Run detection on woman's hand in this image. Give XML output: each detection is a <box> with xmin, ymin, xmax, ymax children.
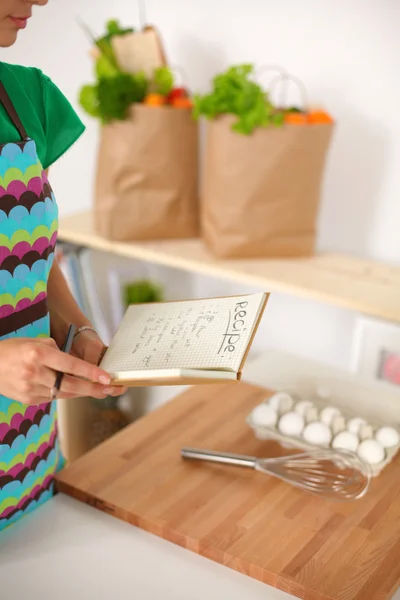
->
<box><xmin>71</xmin><ymin>329</ymin><xmax>128</xmax><ymax>397</ymax></box>
<box><xmin>0</xmin><ymin>336</ymin><xmax>121</xmax><ymax>405</ymax></box>
<box><xmin>71</xmin><ymin>328</ymin><xmax>107</xmax><ymax>367</ymax></box>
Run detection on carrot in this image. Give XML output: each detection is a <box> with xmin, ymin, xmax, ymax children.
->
<box><xmin>143</xmin><ymin>93</ymin><xmax>166</xmax><ymax>107</ymax></box>
<box><xmin>284</xmin><ymin>112</ymin><xmax>308</xmax><ymax>125</ymax></box>
<box><xmin>307</xmin><ymin>110</ymin><xmax>333</xmax><ymax>124</ymax></box>
<box><xmin>171</xmin><ymin>97</ymin><xmax>193</xmax><ymax>109</ymax></box>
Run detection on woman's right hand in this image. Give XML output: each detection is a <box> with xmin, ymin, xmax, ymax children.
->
<box><xmin>0</xmin><ymin>336</ymin><xmax>119</xmax><ymax>405</ymax></box>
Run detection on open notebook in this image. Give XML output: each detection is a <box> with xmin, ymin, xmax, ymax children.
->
<box><xmin>99</xmin><ymin>292</ymin><xmax>269</xmax><ymax>386</ymax></box>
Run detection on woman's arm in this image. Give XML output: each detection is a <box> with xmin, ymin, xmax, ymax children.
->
<box><xmin>47</xmin><ymin>257</ymin><xmax>91</xmax><ymax>345</ymax></box>
<box><xmin>0</xmin><ymin>246</ymin><xmax>118</xmax><ymax>403</ymax></box>
<box><xmin>48</xmin><ymin>255</ymin><xmax>126</xmax><ymax>394</ymax></box>
<box><xmin>46</xmin><ymin>173</ymin><xmax>124</xmax><ymax>394</ymax></box>
<box><xmin>46</xmin><ymin>168</ymin><xmax>90</xmax><ymax>344</ymax></box>
<box><xmin>48</xmin><ymin>257</ymin><xmax>108</xmax><ymax>365</ymax></box>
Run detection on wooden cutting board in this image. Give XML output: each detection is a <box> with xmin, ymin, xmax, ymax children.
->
<box><xmin>56</xmin><ymin>383</ymin><xmax>400</xmax><ymax>600</ymax></box>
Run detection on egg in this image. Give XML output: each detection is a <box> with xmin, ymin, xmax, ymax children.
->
<box><xmin>347</xmin><ymin>417</ymin><xmax>367</xmax><ymax>435</ymax></box>
<box><xmin>303</xmin><ymin>421</ymin><xmax>332</xmax><ymax>446</ymax></box>
<box><xmin>250</xmin><ymin>403</ymin><xmax>277</xmax><ymax>428</ymax></box>
<box><xmin>359</xmin><ymin>423</ymin><xmax>374</xmax><ymax>441</ymax></box>
<box><xmin>332</xmin><ymin>431</ymin><xmax>359</xmax><ymax>452</ymax></box>
<box><xmin>320</xmin><ymin>406</ymin><xmax>341</xmax><ymax>426</ymax></box>
<box><xmin>294</xmin><ymin>400</ymin><xmax>314</xmax><ymax>417</ymax></box>
<box><xmin>331</xmin><ymin>414</ymin><xmax>346</xmax><ymax>435</ymax></box>
<box><xmin>375</xmin><ymin>426</ymin><xmax>400</xmax><ymax>449</ymax></box>
<box><xmin>268</xmin><ymin>392</ymin><xmax>294</xmax><ymax>414</ymax></box>
<box><xmin>357</xmin><ymin>439</ymin><xmax>385</xmax><ymax>465</ymax></box>
<box><xmin>278</xmin><ymin>411</ymin><xmax>305</xmax><ymax>436</ymax></box>
<box><xmin>305</xmin><ymin>406</ymin><xmax>320</xmax><ymax>423</ymax></box>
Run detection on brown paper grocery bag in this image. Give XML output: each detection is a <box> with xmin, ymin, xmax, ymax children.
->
<box><xmin>94</xmin><ymin>104</ymin><xmax>199</xmax><ymax>241</ymax></box>
<box><xmin>112</xmin><ymin>26</ymin><xmax>167</xmax><ymax>78</ymax></box>
<box><xmin>89</xmin><ymin>26</ymin><xmax>167</xmax><ymax>76</ymax></box>
<box><xmin>201</xmin><ymin>115</ymin><xmax>334</xmax><ymax>258</ymax></box>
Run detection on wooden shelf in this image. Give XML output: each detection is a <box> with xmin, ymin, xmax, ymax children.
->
<box><xmin>59</xmin><ymin>211</ymin><xmax>400</xmax><ymax>323</ymax></box>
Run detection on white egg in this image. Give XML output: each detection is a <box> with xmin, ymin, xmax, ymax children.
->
<box><xmin>294</xmin><ymin>400</ymin><xmax>314</xmax><ymax>417</ymax></box>
<box><xmin>305</xmin><ymin>406</ymin><xmax>319</xmax><ymax>423</ymax></box>
<box><xmin>347</xmin><ymin>417</ymin><xmax>367</xmax><ymax>435</ymax></box>
<box><xmin>359</xmin><ymin>424</ymin><xmax>374</xmax><ymax>441</ymax></box>
<box><xmin>375</xmin><ymin>426</ymin><xmax>400</xmax><ymax>449</ymax></box>
<box><xmin>357</xmin><ymin>439</ymin><xmax>385</xmax><ymax>465</ymax></box>
<box><xmin>332</xmin><ymin>431</ymin><xmax>359</xmax><ymax>452</ymax></box>
<box><xmin>320</xmin><ymin>406</ymin><xmax>341</xmax><ymax>426</ymax></box>
<box><xmin>250</xmin><ymin>403</ymin><xmax>277</xmax><ymax>428</ymax></box>
<box><xmin>278</xmin><ymin>411</ymin><xmax>305</xmax><ymax>436</ymax></box>
<box><xmin>331</xmin><ymin>414</ymin><xmax>346</xmax><ymax>435</ymax></box>
<box><xmin>303</xmin><ymin>422</ymin><xmax>332</xmax><ymax>446</ymax></box>
<box><xmin>268</xmin><ymin>392</ymin><xmax>294</xmax><ymax>414</ymax></box>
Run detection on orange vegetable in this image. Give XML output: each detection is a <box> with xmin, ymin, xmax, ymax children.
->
<box><xmin>307</xmin><ymin>110</ymin><xmax>333</xmax><ymax>124</ymax></box>
<box><xmin>143</xmin><ymin>93</ymin><xmax>166</xmax><ymax>106</ymax></box>
<box><xmin>171</xmin><ymin>97</ymin><xmax>193</xmax><ymax>109</ymax></box>
<box><xmin>284</xmin><ymin>112</ymin><xmax>308</xmax><ymax>125</ymax></box>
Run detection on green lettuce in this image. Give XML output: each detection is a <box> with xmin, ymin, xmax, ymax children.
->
<box><xmin>193</xmin><ymin>64</ymin><xmax>283</xmax><ymax>135</ymax></box>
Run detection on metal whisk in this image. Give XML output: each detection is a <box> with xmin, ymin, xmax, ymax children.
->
<box><xmin>181</xmin><ymin>447</ymin><xmax>372</xmax><ymax>501</ymax></box>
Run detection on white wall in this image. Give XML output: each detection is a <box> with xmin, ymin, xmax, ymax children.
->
<box><xmin>2</xmin><ymin>0</ymin><xmax>399</xmax><ymax>405</ymax></box>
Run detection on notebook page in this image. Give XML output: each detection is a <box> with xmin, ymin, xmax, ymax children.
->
<box><xmin>101</xmin><ymin>293</ymin><xmax>266</xmax><ymax>374</ymax></box>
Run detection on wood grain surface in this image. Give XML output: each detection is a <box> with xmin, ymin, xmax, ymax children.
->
<box><xmin>56</xmin><ymin>383</ymin><xmax>400</xmax><ymax>600</ymax></box>
<box><xmin>59</xmin><ymin>210</ymin><xmax>400</xmax><ymax>323</ymax></box>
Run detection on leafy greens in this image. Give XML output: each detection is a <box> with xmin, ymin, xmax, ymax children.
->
<box><xmin>78</xmin><ymin>19</ymin><xmax>173</xmax><ymax>124</ymax></box>
<box><xmin>193</xmin><ymin>64</ymin><xmax>283</xmax><ymax>135</ymax></box>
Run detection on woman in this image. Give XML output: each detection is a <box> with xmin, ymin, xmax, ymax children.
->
<box><xmin>0</xmin><ymin>0</ymin><xmax>124</xmax><ymax>532</ymax></box>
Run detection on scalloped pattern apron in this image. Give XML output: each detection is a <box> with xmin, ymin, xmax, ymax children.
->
<box><xmin>0</xmin><ymin>82</ymin><xmax>62</xmax><ymax>532</ymax></box>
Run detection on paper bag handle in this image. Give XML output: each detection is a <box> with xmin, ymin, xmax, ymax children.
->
<box><xmin>253</xmin><ymin>64</ymin><xmax>287</xmax><ymax>104</ymax></box>
<box><xmin>254</xmin><ymin>64</ymin><xmax>288</xmax><ymax>83</ymax></box>
<box><xmin>137</xmin><ymin>0</ymin><xmax>147</xmax><ymax>29</ymax></box>
<box><xmin>267</xmin><ymin>72</ymin><xmax>309</xmax><ymax>111</ymax></box>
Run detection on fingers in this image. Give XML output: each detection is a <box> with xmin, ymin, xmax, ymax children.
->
<box><xmin>56</xmin><ymin>383</ymin><xmax>128</xmax><ymax>400</ymax></box>
<box><xmin>56</xmin><ymin>385</ymin><xmax>127</xmax><ymax>400</ymax></box>
<box><xmin>33</xmin><ymin>364</ymin><xmax>119</xmax><ymax>400</ymax></box>
<box><xmin>108</xmin><ymin>386</ymin><xmax>128</xmax><ymax>397</ymax></box>
<box><xmin>18</xmin><ymin>339</ymin><xmax>127</xmax><ymax>402</ymax></box>
<box><xmin>57</xmin><ymin>374</ymin><xmax>117</xmax><ymax>399</ymax></box>
<box><xmin>23</xmin><ymin>341</ymin><xmax>112</xmax><ymax>385</ymax></box>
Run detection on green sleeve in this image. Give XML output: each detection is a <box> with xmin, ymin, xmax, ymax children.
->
<box><xmin>41</xmin><ymin>74</ymin><xmax>85</xmax><ymax>170</ymax></box>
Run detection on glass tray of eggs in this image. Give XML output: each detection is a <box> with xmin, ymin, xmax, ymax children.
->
<box><xmin>246</xmin><ymin>389</ymin><xmax>400</xmax><ymax>476</ymax></box>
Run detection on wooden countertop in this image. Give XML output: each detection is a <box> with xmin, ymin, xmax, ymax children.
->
<box><xmin>58</xmin><ymin>210</ymin><xmax>400</xmax><ymax>323</ymax></box>
<box><xmin>56</xmin><ymin>382</ymin><xmax>400</xmax><ymax>600</ymax></box>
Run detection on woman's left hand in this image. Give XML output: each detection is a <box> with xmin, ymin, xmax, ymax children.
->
<box><xmin>72</xmin><ymin>329</ymin><xmax>127</xmax><ymax>397</ymax></box>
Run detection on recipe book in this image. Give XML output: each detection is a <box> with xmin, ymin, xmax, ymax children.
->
<box><xmin>99</xmin><ymin>292</ymin><xmax>269</xmax><ymax>386</ymax></box>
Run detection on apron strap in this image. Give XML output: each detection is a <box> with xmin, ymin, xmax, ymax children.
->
<box><xmin>0</xmin><ymin>81</ymin><xmax>28</xmax><ymax>140</ymax></box>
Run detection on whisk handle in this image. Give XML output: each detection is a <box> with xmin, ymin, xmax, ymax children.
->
<box><xmin>181</xmin><ymin>447</ymin><xmax>256</xmax><ymax>468</ymax></box>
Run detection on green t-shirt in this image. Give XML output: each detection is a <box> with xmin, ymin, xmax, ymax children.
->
<box><xmin>0</xmin><ymin>62</ymin><xmax>85</xmax><ymax>169</ymax></box>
